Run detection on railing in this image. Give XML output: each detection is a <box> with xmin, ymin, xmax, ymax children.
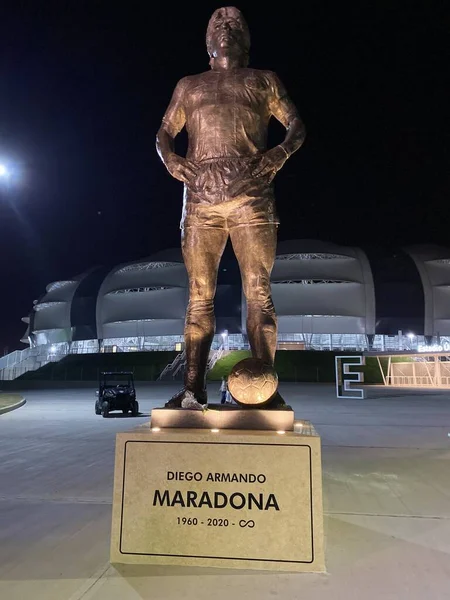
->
<box><xmin>207</xmin><ymin>348</ymin><xmax>226</xmax><ymax>371</ymax></box>
<box><xmin>0</xmin><ymin>365</ymin><xmax>33</xmax><ymax>381</ymax></box>
<box><xmin>5</xmin><ymin>332</ymin><xmax>450</xmax><ymax>381</ymax></box>
<box><xmin>0</xmin><ymin>344</ymin><xmax>66</xmax><ymax>380</ymax></box>
<box><xmin>157</xmin><ymin>348</ymin><xmax>228</xmax><ymax>382</ymax></box>
<box><xmin>387</xmin><ymin>375</ymin><xmax>450</xmax><ymax>388</ymax></box>
<box><xmin>158</xmin><ymin>350</ymin><xmax>186</xmax><ymax>381</ymax></box>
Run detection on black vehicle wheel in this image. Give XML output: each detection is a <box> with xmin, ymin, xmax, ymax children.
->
<box><xmin>131</xmin><ymin>401</ymin><xmax>139</xmax><ymax>417</ymax></box>
<box><xmin>101</xmin><ymin>401</ymin><xmax>110</xmax><ymax>418</ymax></box>
<box><xmin>95</xmin><ymin>401</ymin><xmax>101</xmax><ymax>415</ymax></box>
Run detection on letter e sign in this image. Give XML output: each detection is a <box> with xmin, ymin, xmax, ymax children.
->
<box><xmin>335</xmin><ymin>355</ymin><xmax>365</xmax><ymax>399</ymax></box>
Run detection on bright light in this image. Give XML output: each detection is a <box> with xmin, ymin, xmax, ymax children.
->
<box><xmin>0</xmin><ymin>165</ymin><xmax>8</xmax><ymax>178</ymax></box>
<box><xmin>221</xmin><ymin>332</ymin><xmax>227</xmax><ymax>338</ymax></box>
<box><xmin>211</xmin><ymin>428</ymin><xmax>220</xmax><ymax>433</ymax></box>
<box><xmin>49</xmin><ymin>345</ymin><xmax>57</xmax><ymax>354</ymax></box>
<box><xmin>151</xmin><ymin>427</ymin><xmax>161</xmax><ymax>432</ymax></box>
<box><xmin>276</xmin><ymin>430</ymin><xmax>286</xmax><ymax>435</ymax></box>
<box><xmin>407</xmin><ymin>333</ymin><xmax>415</xmax><ymax>340</ymax></box>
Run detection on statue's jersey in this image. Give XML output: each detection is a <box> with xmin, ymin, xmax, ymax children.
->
<box><xmin>161</xmin><ymin>68</ymin><xmax>299</xmax><ymax>227</ymax></box>
<box><xmin>162</xmin><ymin>68</ymin><xmax>297</xmax><ymax>160</ymax></box>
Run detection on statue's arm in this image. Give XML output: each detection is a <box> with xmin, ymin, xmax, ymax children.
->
<box><xmin>269</xmin><ymin>73</ymin><xmax>306</xmax><ymax>157</ymax></box>
<box><xmin>252</xmin><ymin>72</ymin><xmax>306</xmax><ymax>179</ymax></box>
<box><xmin>156</xmin><ymin>78</ymin><xmax>198</xmax><ymax>184</ymax></box>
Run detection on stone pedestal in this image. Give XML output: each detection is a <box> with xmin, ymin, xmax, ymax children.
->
<box><xmin>110</xmin><ymin>418</ymin><xmax>325</xmax><ymax>572</ymax></box>
<box><xmin>151</xmin><ymin>404</ymin><xmax>295</xmax><ymax>431</ymax></box>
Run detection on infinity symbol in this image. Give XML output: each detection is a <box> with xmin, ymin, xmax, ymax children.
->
<box><xmin>239</xmin><ymin>520</ymin><xmax>255</xmax><ymax>528</ymax></box>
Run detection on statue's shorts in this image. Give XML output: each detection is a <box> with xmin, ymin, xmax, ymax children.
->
<box><xmin>180</xmin><ymin>157</ymin><xmax>279</xmax><ymax>230</ymax></box>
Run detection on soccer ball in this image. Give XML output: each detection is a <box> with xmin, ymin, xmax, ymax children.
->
<box><xmin>228</xmin><ymin>358</ymin><xmax>278</xmax><ymax>406</ymax></box>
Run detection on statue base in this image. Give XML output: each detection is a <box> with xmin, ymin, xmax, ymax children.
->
<box><xmin>151</xmin><ymin>404</ymin><xmax>294</xmax><ymax>431</ymax></box>
<box><xmin>110</xmin><ymin>419</ymin><xmax>325</xmax><ymax>572</ymax></box>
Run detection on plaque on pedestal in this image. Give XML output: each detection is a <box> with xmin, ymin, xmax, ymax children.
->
<box><xmin>110</xmin><ymin>420</ymin><xmax>325</xmax><ymax>572</ymax></box>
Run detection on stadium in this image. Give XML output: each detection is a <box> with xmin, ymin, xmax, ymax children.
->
<box><xmin>2</xmin><ymin>239</ymin><xmax>450</xmax><ymax>380</ymax></box>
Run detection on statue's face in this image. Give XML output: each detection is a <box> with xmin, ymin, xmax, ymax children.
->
<box><xmin>207</xmin><ymin>7</ymin><xmax>249</xmax><ymax>58</ymax></box>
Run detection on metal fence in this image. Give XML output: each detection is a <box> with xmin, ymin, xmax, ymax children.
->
<box><xmin>388</xmin><ymin>359</ymin><xmax>450</xmax><ymax>388</ymax></box>
<box><xmin>3</xmin><ymin>333</ymin><xmax>450</xmax><ymax>381</ymax></box>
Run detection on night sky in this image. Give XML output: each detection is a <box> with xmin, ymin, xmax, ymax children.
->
<box><xmin>0</xmin><ymin>1</ymin><xmax>448</xmax><ymax>351</ymax></box>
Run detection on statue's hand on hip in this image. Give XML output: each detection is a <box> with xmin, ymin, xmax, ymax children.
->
<box><xmin>166</xmin><ymin>154</ymin><xmax>198</xmax><ymax>186</ymax></box>
<box><xmin>251</xmin><ymin>146</ymin><xmax>288</xmax><ymax>182</ymax></box>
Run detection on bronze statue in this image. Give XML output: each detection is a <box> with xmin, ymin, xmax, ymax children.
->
<box><xmin>156</xmin><ymin>7</ymin><xmax>305</xmax><ymax>408</ymax></box>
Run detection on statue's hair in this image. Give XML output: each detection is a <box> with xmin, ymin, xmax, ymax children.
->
<box><xmin>206</xmin><ymin>7</ymin><xmax>250</xmax><ymax>56</ymax></box>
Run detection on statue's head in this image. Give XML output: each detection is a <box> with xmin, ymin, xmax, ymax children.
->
<box><xmin>206</xmin><ymin>7</ymin><xmax>250</xmax><ymax>66</ymax></box>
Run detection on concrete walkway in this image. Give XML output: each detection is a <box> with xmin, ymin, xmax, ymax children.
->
<box><xmin>0</xmin><ymin>383</ymin><xmax>449</xmax><ymax>599</ymax></box>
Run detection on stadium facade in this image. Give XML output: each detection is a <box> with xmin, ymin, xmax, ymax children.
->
<box><xmin>16</xmin><ymin>240</ymin><xmax>450</xmax><ymax>357</ymax></box>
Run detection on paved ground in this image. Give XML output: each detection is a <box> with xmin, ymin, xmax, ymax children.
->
<box><xmin>0</xmin><ymin>382</ymin><xmax>449</xmax><ymax>599</ymax></box>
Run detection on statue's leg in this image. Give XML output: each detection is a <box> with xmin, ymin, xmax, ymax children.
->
<box><xmin>230</xmin><ymin>223</ymin><xmax>288</xmax><ymax>409</ymax></box>
<box><xmin>230</xmin><ymin>223</ymin><xmax>278</xmax><ymax>366</ymax></box>
<box><xmin>182</xmin><ymin>225</ymin><xmax>228</xmax><ymax>397</ymax></box>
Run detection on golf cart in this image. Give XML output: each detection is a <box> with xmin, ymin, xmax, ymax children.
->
<box><xmin>95</xmin><ymin>371</ymin><xmax>139</xmax><ymax>418</ymax></box>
